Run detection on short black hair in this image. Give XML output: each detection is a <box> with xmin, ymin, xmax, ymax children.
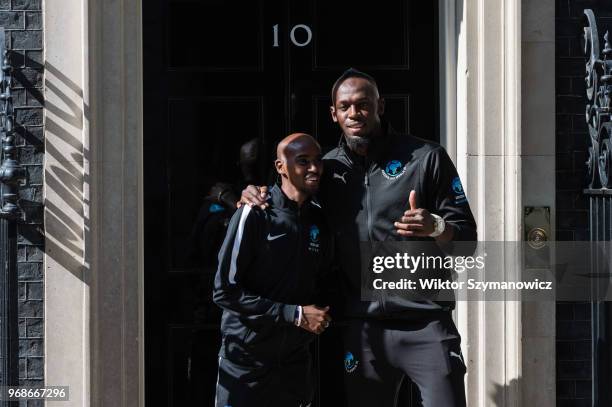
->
<box><xmin>330</xmin><ymin>68</ymin><xmax>379</xmax><ymax>105</ymax></box>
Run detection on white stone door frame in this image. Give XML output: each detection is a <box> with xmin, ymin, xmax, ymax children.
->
<box><xmin>43</xmin><ymin>0</ymin><xmax>554</xmax><ymax>405</ymax></box>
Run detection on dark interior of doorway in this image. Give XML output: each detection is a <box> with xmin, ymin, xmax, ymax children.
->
<box><xmin>143</xmin><ymin>1</ymin><xmax>439</xmax><ymax>405</ymax></box>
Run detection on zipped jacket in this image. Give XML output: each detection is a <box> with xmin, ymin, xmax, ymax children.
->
<box><xmin>213</xmin><ymin>184</ymin><xmax>332</xmax><ymax>364</ymax></box>
<box><xmin>320</xmin><ymin>124</ymin><xmax>477</xmax><ymax>319</ymax></box>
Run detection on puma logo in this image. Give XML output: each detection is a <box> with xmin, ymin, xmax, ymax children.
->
<box><xmin>333</xmin><ymin>172</ymin><xmax>347</xmax><ymax>184</ymax></box>
<box><xmin>449</xmin><ymin>351</ymin><xmax>464</xmax><ymax>364</ymax></box>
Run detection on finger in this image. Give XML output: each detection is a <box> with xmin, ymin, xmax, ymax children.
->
<box><xmin>396</xmin><ymin>229</ymin><xmax>429</xmax><ymax>237</ymax></box>
<box><xmin>394</xmin><ymin>222</ymin><xmax>424</xmax><ymax>231</ymax></box>
<box><xmin>400</xmin><ymin>215</ymin><xmax>423</xmax><ymax>223</ymax></box>
<box><xmin>260</xmin><ymin>186</ymin><xmax>268</xmax><ymax>199</ymax></box>
<box><xmin>409</xmin><ymin>190</ymin><xmax>417</xmax><ymax>210</ymax></box>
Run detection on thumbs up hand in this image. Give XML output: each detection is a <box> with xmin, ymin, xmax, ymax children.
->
<box><xmin>394</xmin><ymin>190</ymin><xmax>436</xmax><ymax>237</ymax></box>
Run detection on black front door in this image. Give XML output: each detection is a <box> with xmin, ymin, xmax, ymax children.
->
<box><xmin>143</xmin><ymin>1</ymin><xmax>438</xmax><ymax>405</ymax></box>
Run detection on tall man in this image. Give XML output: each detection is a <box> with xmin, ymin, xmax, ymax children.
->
<box><xmin>242</xmin><ymin>69</ymin><xmax>477</xmax><ymax>407</ymax></box>
<box><xmin>214</xmin><ymin>133</ymin><xmax>332</xmax><ymax>407</ymax></box>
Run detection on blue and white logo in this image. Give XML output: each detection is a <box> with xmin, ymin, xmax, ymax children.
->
<box><xmin>309</xmin><ymin>225</ymin><xmax>320</xmax><ymax>243</ymax></box>
<box><xmin>308</xmin><ymin>225</ymin><xmax>320</xmax><ymax>253</ymax></box>
<box><xmin>451</xmin><ymin>177</ymin><xmax>464</xmax><ymax>194</ymax></box>
<box><xmin>384</xmin><ymin>160</ymin><xmax>405</xmax><ymax>179</ymax></box>
<box><xmin>451</xmin><ymin>176</ymin><xmax>467</xmax><ymax>204</ymax></box>
<box><xmin>344</xmin><ymin>351</ymin><xmax>359</xmax><ymax>373</ymax></box>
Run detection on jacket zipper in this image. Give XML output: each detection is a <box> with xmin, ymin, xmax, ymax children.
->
<box><xmin>279</xmin><ymin>207</ymin><xmax>302</xmax><ymax>364</ymax></box>
<box><xmin>364</xmin><ymin>168</ymin><xmax>373</xmax><ymax>242</ymax></box>
<box><xmin>364</xmin><ymin>162</ymin><xmax>387</xmax><ymax>313</ymax></box>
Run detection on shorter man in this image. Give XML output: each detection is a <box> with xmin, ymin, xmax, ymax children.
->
<box><xmin>213</xmin><ymin>133</ymin><xmax>332</xmax><ymax>407</ymax></box>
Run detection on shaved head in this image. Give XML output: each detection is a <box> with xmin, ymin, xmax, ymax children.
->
<box><xmin>276</xmin><ymin>133</ymin><xmax>320</xmax><ymax>161</ymax></box>
<box><xmin>274</xmin><ymin>132</ymin><xmax>323</xmax><ymax>204</ymax></box>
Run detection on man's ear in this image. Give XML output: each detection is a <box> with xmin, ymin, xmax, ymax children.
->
<box><xmin>274</xmin><ymin>159</ymin><xmax>286</xmax><ymax>177</ymax></box>
<box><xmin>377</xmin><ymin>98</ymin><xmax>385</xmax><ymax>116</ymax></box>
<box><xmin>330</xmin><ymin>106</ymin><xmax>338</xmax><ymax>123</ymax></box>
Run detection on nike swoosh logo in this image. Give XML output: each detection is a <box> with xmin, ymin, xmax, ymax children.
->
<box><xmin>267</xmin><ymin>233</ymin><xmax>286</xmax><ymax>241</ymax></box>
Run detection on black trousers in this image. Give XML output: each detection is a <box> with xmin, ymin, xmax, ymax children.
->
<box><xmin>215</xmin><ymin>351</ymin><xmax>313</xmax><ymax>407</ymax></box>
<box><xmin>342</xmin><ymin>314</ymin><xmax>466</xmax><ymax>407</ymax></box>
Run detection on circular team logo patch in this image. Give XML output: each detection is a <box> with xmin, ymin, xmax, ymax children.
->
<box><xmin>451</xmin><ymin>177</ymin><xmax>464</xmax><ymax>194</ymax></box>
<box><xmin>344</xmin><ymin>351</ymin><xmax>359</xmax><ymax>373</ymax></box>
<box><xmin>383</xmin><ymin>160</ymin><xmax>406</xmax><ymax>180</ymax></box>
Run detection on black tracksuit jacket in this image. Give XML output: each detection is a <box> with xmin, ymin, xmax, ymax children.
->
<box><xmin>320</xmin><ymin>124</ymin><xmax>477</xmax><ymax>319</ymax></box>
<box><xmin>213</xmin><ymin>184</ymin><xmax>332</xmax><ymax>364</ymax></box>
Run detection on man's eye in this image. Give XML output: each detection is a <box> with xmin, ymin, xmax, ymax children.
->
<box><xmin>297</xmin><ymin>159</ymin><xmax>308</xmax><ymax>165</ymax></box>
<box><xmin>339</xmin><ymin>105</ymin><xmax>349</xmax><ymax>111</ymax></box>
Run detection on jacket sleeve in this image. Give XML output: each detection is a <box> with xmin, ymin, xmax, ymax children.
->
<box><xmin>425</xmin><ymin>147</ymin><xmax>478</xmax><ymax>243</ymax></box>
<box><xmin>213</xmin><ymin>205</ymin><xmax>298</xmax><ymax>325</ymax></box>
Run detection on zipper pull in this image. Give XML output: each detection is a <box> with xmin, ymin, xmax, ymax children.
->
<box><xmin>364</xmin><ymin>172</ymin><xmax>369</xmax><ymax>187</ymax></box>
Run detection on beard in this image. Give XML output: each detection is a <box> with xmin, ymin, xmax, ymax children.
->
<box><xmin>344</xmin><ymin>134</ymin><xmax>371</xmax><ymax>151</ymax></box>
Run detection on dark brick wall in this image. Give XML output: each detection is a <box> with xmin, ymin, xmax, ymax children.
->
<box><xmin>556</xmin><ymin>1</ymin><xmax>612</xmax><ymax>406</ymax></box>
<box><xmin>0</xmin><ymin>0</ymin><xmax>44</xmax><ymax>398</ymax></box>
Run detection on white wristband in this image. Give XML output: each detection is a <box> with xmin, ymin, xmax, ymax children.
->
<box><xmin>429</xmin><ymin>213</ymin><xmax>445</xmax><ymax>237</ymax></box>
<box><xmin>294</xmin><ymin>305</ymin><xmax>303</xmax><ymax>326</ymax></box>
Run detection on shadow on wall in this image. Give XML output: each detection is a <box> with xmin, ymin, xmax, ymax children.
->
<box><xmin>43</xmin><ymin>61</ymin><xmax>90</xmax><ymax>284</ymax></box>
<box><xmin>490</xmin><ymin>377</ymin><xmax>521</xmax><ymax>407</ymax></box>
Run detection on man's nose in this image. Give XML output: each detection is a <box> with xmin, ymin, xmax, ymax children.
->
<box><xmin>347</xmin><ymin>105</ymin><xmax>359</xmax><ymax>118</ymax></box>
<box><xmin>308</xmin><ymin>161</ymin><xmax>322</xmax><ymax>173</ymax></box>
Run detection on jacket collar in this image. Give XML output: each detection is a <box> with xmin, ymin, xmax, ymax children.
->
<box><xmin>268</xmin><ymin>184</ymin><xmax>320</xmax><ymax>213</ymax></box>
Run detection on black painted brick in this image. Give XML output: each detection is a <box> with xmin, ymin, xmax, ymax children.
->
<box><xmin>15</xmin><ymin>107</ymin><xmax>42</xmax><ymax>125</ymax></box>
<box><xmin>25</xmin><ymin>88</ymin><xmax>42</xmax><ymax>106</ymax></box>
<box><xmin>18</xmin><ymin>339</ymin><xmax>42</xmax><ymax>357</ymax></box>
<box><xmin>18</xmin><ymin>282</ymin><xmax>25</xmax><ymax>300</ymax></box>
<box><xmin>17</xmin><ymin>300</ymin><xmax>42</xmax><ymax>318</ymax></box>
<box><xmin>558</xmin><ymin>360</ymin><xmax>591</xmax><ymax>379</ymax></box>
<box><xmin>11</xmin><ymin>29</ymin><xmax>41</xmax><ymax>49</ymax></box>
<box><xmin>24</xmin><ymin>50</ymin><xmax>40</xmax><ymax>68</ymax></box>
<box><xmin>25</xmin><ymin>245</ymin><xmax>42</xmax><ymax>261</ymax></box>
<box><xmin>575</xmin><ymin>380</ymin><xmax>591</xmax><ymax>398</ymax></box>
<box><xmin>11</xmin><ymin>0</ymin><xmax>40</xmax><ymax>11</ymax></box>
<box><xmin>557</xmin><ymin>379</ymin><xmax>576</xmax><ymax>398</ymax></box>
<box><xmin>18</xmin><ymin>357</ymin><xmax>25</xmax><ymax>378</ymax></box>
<box><xmin>0</xmin><ymin>11</ymin><xmax>23</xmax><ymax>29</ymax></box>
<box><xmin>24</xmin><ymin>12</ymin><xmax>39</xmax><ymax>29</ymax></box>
<box><xmin>574</xmin><ymin>340</ymin><xmax>591</xmax><ymax>360</ymax></box>
<box><xmin>26</xmin><ymin>282</ymin><xmax>42</xmax><ymax>300</ymax></box>
<box><xmin>25</xmin><ymin>164</ymin><xmax>42</xmax><ymax>185</ymax></box>
<box><xmin>18</xmin><ymin>318</ymin><xmax>25</xmax><ymax>337</ymax></box>
<box><xmin>25</xmin><ymin>318</ymin><xmax>42</xmax><ymax>337</ymax></box>
<box><xmin>14</xmin><ymin>67</ymin><xmax>42</xmax><ymax>88</ymax></box>
<box><xmin>17</xmin><ymin>125</ymin><xmax>43</xmax><ymax>147</ymax></box>
<box><xmin>25</xmin><ymin>357</ymin><xmax>42</xmax><ymax>378</ymax></box>
<box><xmin>18</xmin><ymin>146</ymin><xmax>42</xmax><ymax>164</ymax></box>
<box><xmin>17</xmin><ymin>262</ymin><xmax>42</xmax><ymax>279</ymax></box>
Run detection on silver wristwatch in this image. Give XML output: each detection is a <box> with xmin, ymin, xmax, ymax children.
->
<box><xmin>429</xmin><ymin>213</ymin><xmax>445</xmax><ymax>237</ymax></box>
